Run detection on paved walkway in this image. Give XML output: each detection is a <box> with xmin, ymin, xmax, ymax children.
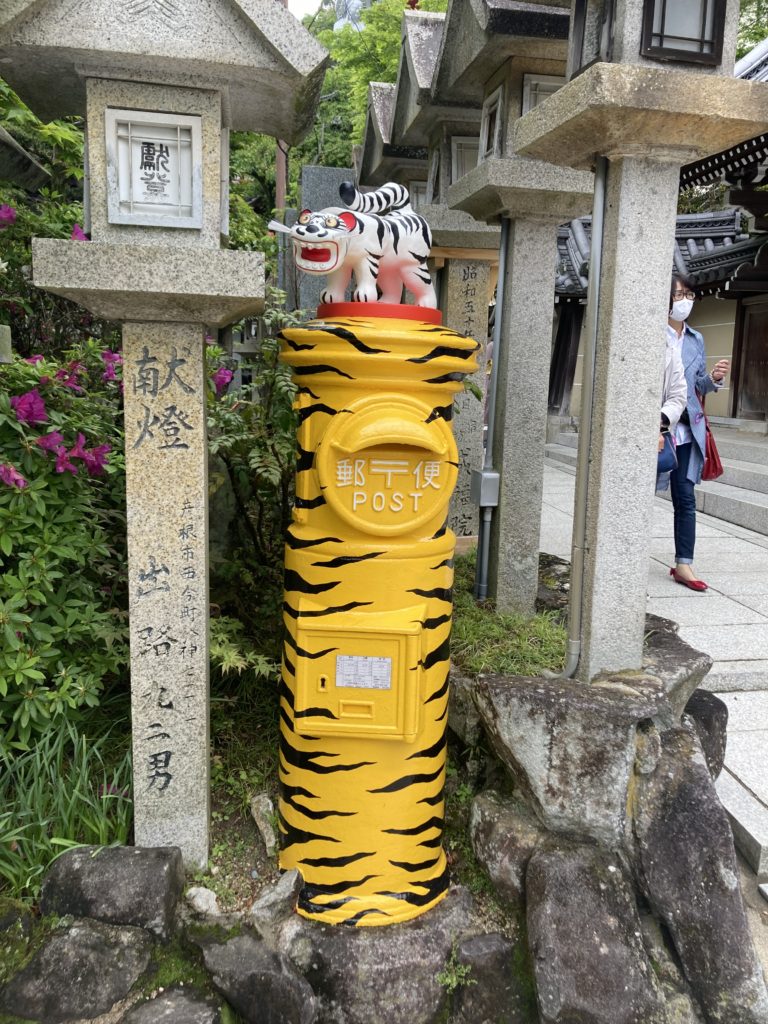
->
<box><xmin>539</xmin><ymin>462</ymin><xmax>768</xmax><ymax>884</ymax></box>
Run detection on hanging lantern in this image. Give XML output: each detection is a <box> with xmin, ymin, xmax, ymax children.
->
<box><xmin>640</xmin><ymin>0</ymin><xmax>727</xmax><ymax>65</ymax></box>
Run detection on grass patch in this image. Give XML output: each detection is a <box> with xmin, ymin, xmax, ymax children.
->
<box><xmin>0</xmin><ymin>721</ymin><xmax>133</xmax><ymax>902</ymax></box>
<box><xmin>210</xmin><ymin>672</ymin><xmax>280</xmax><ymax>818</ymax></box>
<box><xmin>451</xmin><ymin>551</ymin><xmax>566</xmax><ymax>677</ymax></box>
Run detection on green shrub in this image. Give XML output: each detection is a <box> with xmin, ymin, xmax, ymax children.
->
<box><xmin>0</xmin><ymin>79</ymin><xmax>119</xmax><ymax>357</ymax></box>
<box><xmin>0</xmin><ymin>340</ymin><xmax>128</xmax><ymax>751</ymax></box>
<box><xmin>206</xmin><ymin>290</ymin><xmax>303</xmax><ymax>656</ymax></box>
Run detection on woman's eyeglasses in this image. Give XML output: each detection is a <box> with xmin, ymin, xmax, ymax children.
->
<box><xmin>672</xmin><ymin>290</ymin><xmax>695</xmax><ymax>301</ymax></box>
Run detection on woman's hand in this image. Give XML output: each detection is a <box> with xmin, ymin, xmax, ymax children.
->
<box><xmin>711</xmin><ymin>359</ymin><xmax>730</xmax><ymax>382</ymax></box>
<box><xmin>658</xmin><ymin>433</ymin><xmax>666</xmax><ymax>452</ymax></box>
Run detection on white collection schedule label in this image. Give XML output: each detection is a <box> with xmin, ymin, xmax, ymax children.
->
<box><xmin>336</xmin><ymin>655</ymin><xmax>392</xmax><ymax>690</ymax></box>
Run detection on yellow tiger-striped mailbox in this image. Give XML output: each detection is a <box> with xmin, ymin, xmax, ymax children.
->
<box><xmin>277</xmin><ymin>301</ymin><xmax>479</xmax><ymax>926</ymax></box>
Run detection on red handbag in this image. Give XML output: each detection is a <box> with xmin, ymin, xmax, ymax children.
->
<box><xmin>698</xmin><ymin>393</ymin><xmax>723</xmax><ymax>481</ymax></box>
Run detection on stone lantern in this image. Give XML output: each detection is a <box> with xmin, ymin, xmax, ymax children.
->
<box><xmin>513</xmin><ymin>0</ymin><xmax>768</xmax><ymax>680</ymax></box>
<box><xmin>0</xmin><ymin>0</ymin><xmax>327</xmax><ymax>867</ymax></box>
<box><xmin>441</xmin><ymin>0</ymin><xmax>593</xmax><ymax>615</ymax></box>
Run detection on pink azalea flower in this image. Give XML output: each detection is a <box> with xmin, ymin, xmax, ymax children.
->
<box><xmin>100</xmin><ymin>350</ymin><xmax>122</xmax><ymax>381</ymax></box>
<box><xmin>0</xmin><ymin>204</ymin><xmax>17</xmax><ymax>227</ymax></box>
<box><xmin>54</xmin><ymin>446</ymin><xmax>78</xmax><ymax>475</ymax></box>
<box><xmin>0</xmin><ymin>463</ymin><xmax>27</xmax><ymax>489</ymax></box>
<box><xmin>24</xmin><ymin>354</ymin><xmax>44</xmax><ymax>365</ymax></box>
<box><xmin>54</xmin><ymin>361</ymin><xmax>84</xmax><ymax>393</ymax></box>
<box><xmin>10</xmin><ymin>388</ymin><xmax>48</xmax><ymax>424</ymax></box>
<box><xmin>82</xmin><ymin>443</ymin><xmax>111</xmax><ymax>477</ymax></box>
<box><xmin>36</xmin><ymin>431</ymin><xmax>65</xmax><ymax>452</ymax></box>
<box><xmin>68</xmin><ymin>433</ymin><xmax>88</xmax><ymax>460</ymax></box>
<box><xmin>70</xmin><ymin>223</ymin><xmax>89</xmax><ymax>241</ymax></box>
<box><xmin>212</xmin><ymin>366</ymin><xmax>234</xmax><ymax>396</ymax></box>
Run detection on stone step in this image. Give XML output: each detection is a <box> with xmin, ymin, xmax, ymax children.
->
<box><xmin>718</xmin><ymin>458</ymin><xmax>768</xmax><ymax>495</ymax></box>
<box><xmin>545</xmin><ymin>442</ymin><xmax>768</xmax><ymax>535</ymax></box>
<box><xmin>556</xmin><ymin>429</ymin><xmax>768</xmax><ymax>470</ymax></box>
<box><xmin>712</xmin><ymin>435</ymin><xmax>768</xmax><ymax>470</ymax></box>
<box><xmin>545</xmin><ymin>442</ymin><xmax>578</xmax><ymax>470</ymax></box>
<box><xmin>716</xmin><ymin>768</ymin><xmax>768</xmax><ymax>876</ymax></box>
<box><xmin>657</xmin><ymin>477</ymin><xmax>768</xmax><ymax>535</ymax></box>
<box><xmin>710</xmin><ymin>416</ymin><xmax>768</xmax><ymax>437</ymax></box>
<box><xmin>554</xmin><ymin>431</ymin><xmax>579</xmax><ymax>450</ymax></box>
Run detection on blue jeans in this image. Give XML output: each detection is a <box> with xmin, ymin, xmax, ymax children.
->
<box><xmin>669</xmin><ymin>442</ymin><xmax>696</xmax><ymax>564</ymax></box>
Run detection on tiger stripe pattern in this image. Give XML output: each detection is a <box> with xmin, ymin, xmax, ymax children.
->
<box><xmin>277</xmin><ymin>311</ymin><xmax>479</xmax><ymax>927</ymax></box>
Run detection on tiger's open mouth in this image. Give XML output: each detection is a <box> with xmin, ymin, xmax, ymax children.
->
<box><xmin>293</xmin><ymin>239</ymin><xmax>341</xmax><ymax>274</ymax></box>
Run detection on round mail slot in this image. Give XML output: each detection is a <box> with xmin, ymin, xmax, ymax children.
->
<box><xmin>316</xmin><ymin>393</ymin><xmax>458</xmax><ymax>537</ymax></box>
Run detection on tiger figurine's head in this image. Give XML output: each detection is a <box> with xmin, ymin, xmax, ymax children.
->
<box><xmin>268</xmin><ymin>182</ymin><xmax>436</xmax><ymax>307</ymax></box>
<box><xmin>289</xmin><ymin>208</ymin><xmax>357</xmax><ymax>276</ymax></box>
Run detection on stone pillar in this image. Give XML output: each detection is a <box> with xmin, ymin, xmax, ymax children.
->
<box><xmin>488</xmin><ymin>217</ymin><xmax>559</xmax><ymax>614</ymax></box>
<box><xmin>578</xmin><ymin>156</ymin><xmax>681</xmax><ymax>680</ymax></box>
<box><xmin>295</xmin><ymin>165</ymin><xmax>355</xmax><ymax>313</ymax></box>
<box><xmin>0</xmin><ymin>324</ymin><xmax>12</xmax><ymax>363</ymax></box>
<box><xmin>123</xmin><ymin>322</ymin><xmax>210</xmax><ymax>867</ymax></box>
<box><xmin>443</xmin><ymin>258</ymin><xmax>490</xmax><ymax>538</ymax></box>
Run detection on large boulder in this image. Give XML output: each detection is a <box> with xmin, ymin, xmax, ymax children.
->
<box><xmin>474</xmin><ymin>675</ymin><xmax>667</xmax><ymax>846</ymax></box>
<box><xmin>634</xmin><ymin>727</ymin><xmax>768</xmax><ymax>1024</ymax></box>
<box><xmin>448</xmin><ymin>670</ymin><xmax>483</xmax><ymax>748</ymax></box>
<box><xmin>202</xmin><ymin>931</ymin><xmax>317</xmax><ymax>1024</ymax></box>
<box><xmin>451</xmin><ymin>932</ymin><xmax>538</xmax><ymax>1024</ymax></box>
<box><xmin>0</xmin><ymin>918</ymin><xmax>152</xmax><ymax>1022</ymax></box>
<box><xmin>637</xmin><ymin>911</ymin><xmax>704</xmax><ymax>1024</ymax></box>
<box><xmin>683</xmin><ymin>689</ymin><xmax>728</xmax><ymax>780</ymax></box>
<box><xmin>642</xmin><ymin>615</ymin><xmax>713</xmax><ymax>720</ymax></box>
<box><xmin>526</xmin><ymin>841</ymin><xmax>668</xmax><ymax>1024</ymax></box>
<box><xmin>40</xmin><ymin>845</ymin><xmax>184</xmax><ymax>940</ymax></box>
<box><xmin>275</xmin><ymin>885</ymin><xmax>481</xmax><ymax>1024</ymax></box>
<box><xmin>469</xmin><ymin>791</ymin><xmax>545</xmax><ymax>912</ymax></box>
<box><xmin>120</xmin><ymin>986</ymin><xmax>223</xmax><ymax>1023</ymax></box>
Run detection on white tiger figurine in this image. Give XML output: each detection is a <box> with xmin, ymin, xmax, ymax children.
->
<box><xmin>270</xmin><ymin>182</ymin><xmax>437</xmax><ymax>308</ymax></box>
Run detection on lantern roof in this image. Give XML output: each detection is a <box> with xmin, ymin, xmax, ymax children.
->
<box><xmin>734</xmin><ymin>36</ymin><xmax>768</xmax><ymax>82</ymax></box>
<box><xmin>0</xmin><ymin>0</ymin><xmax>328</xmax><ymax>144</ymax></box>
<box><xmin>431</xmin><ymin>0</ymin><xmax>570</xmax><ymax>106</ymax></box>
<box><xmin>391</xmin><ymin>11</ymin><xmax>482</xmax><ymax>147</ymax></box>
<box><xmin>357</xmin><ymin>81</ymin><xmax>428</xmax><ymax>185</ymax></box>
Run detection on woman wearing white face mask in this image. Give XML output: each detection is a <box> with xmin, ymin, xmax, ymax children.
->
<box><xmin>661</xmin><ymin>274</ymin><xmax>729</xmax><ymax>591</ymax></box>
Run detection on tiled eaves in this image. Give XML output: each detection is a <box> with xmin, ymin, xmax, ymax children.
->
<box><xmin>555</xmin><ymin>210</ymin><xmax>759</xmax><ymax>298</ymax></box>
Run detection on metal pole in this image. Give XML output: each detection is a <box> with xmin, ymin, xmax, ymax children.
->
<box><xmin>562</xmin><ymin>155</ymin><xmax>608</xmax><ymax>678</ymax></box>
<box><xmin>473</xmin><ymin>215</ymin><xmax>510</xmax><ymax>599</ymax></box>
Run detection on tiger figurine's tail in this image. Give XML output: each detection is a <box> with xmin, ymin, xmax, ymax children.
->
<box><xmin>339</xmin><ymin>180</ymin><xmax>413</xmax><ymax>215</ymax></box>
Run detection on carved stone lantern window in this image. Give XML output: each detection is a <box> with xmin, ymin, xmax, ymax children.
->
<box><xmin>105</xmin><ymin>108</ymin><xmax>203</xmax><ymax>229</ymax></box>
<box><xmin>640</xmin><ymin>0</ymin><xmax>727</xmax><ymax>65</ymax></box>
<box><xmin>480</xmin><ymin>85</ymin><xmax>504</xmax><ymax>160</ymax></box>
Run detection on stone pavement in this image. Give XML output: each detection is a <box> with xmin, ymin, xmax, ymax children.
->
<box><xmin>539</xmin><ymin>462</ymin><xmax>768</xmax><ymax>886</ymax></box>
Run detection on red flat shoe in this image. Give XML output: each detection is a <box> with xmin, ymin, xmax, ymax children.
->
<box><xmin>670</xmin><ymin>568</ymin><xmax>708</xmax><ymax>592</ymax></box>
